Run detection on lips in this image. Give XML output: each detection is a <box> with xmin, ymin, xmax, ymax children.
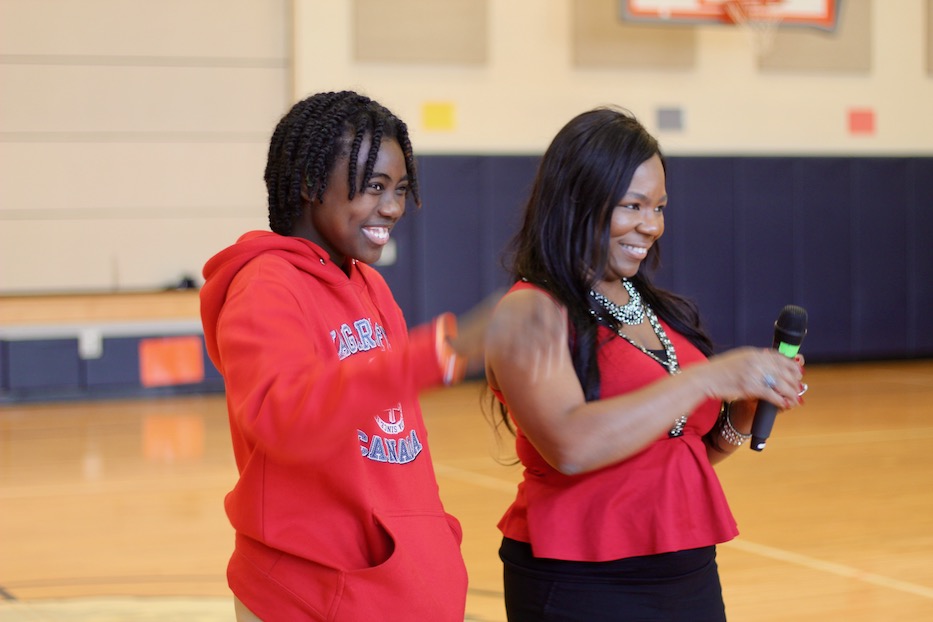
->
<box><xmin>362</xmin><ymin>226</ymin><xmax>391</xmax><ymax>246</ymax></box>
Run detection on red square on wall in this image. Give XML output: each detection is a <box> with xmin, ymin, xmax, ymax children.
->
<box><xmin>848</xmin><ymin>109</ymin><xmax>875</xmax><ymax>135</ymax></box>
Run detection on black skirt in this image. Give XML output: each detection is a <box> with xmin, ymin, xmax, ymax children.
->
<box><xmin>499</xmin><ymin>537</ymin><xmax>727</xmax><ymax>622</ymax></box>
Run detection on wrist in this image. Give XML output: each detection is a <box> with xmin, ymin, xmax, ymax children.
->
<box><xmin>679</xmin><ymin>361</ymin><xmax>720</xmax><ymax>403</ymax></box>
<box><xmin>717</xmin><ymin>402</ymin><xmax>752</xmax><ymax>447</ymax></box>
<box><xmin>435</xmin><ymin>312</ymin><xmax>466</xmax><ymax>386</ymax></box>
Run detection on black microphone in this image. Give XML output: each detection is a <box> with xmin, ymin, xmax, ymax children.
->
<box><xmin>750</xmin><ymin>305</ymin><xmax>808</xmax><ymax>452</ymax></box>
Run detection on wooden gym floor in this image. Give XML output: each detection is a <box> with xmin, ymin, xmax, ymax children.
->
<box><xmin>0</xmin><ymin>294</ymin><xmax>932</xmax><ymax>620</ymax></box>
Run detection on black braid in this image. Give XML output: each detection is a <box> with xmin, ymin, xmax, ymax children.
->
<box><xmin>264</xmin><ymin>90</ymin><xmax>420</xmax><ymax>235</ymax></box>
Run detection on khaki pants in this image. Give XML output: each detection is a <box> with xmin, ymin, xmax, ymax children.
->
<box><xmin>234</xmin><ymin>596</ymin><xmax>263</xmax><ymax>622</ymax></box>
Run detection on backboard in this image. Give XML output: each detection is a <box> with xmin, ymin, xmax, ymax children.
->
<box><xmin>620</xmin><ymin>0</ymin><xmax>840</xmax><ymax>31</ymax></box>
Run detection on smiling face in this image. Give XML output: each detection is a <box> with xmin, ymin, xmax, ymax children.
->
<box><xmin>603</xmin><ymin>154</ymin><xmax>667</xmax><ymax>282</ymax></box>
<box><xmin>294</xmin><ymin>134</ymin><xmax>410</xmax><ymax>268</ymax></box>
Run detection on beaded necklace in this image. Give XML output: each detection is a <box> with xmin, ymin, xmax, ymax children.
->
<box><xmin>589</xmin><ymin>278</ymin><xmax>645</xmax><ymax>325</ymax></box>
<box><xmin>589</xmin><ymin>279</ymin><xmax>688</xmax><ymax>437</ymax></box>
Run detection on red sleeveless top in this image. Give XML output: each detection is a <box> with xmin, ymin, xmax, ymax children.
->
<box><xmin>495</xmin><ymin>282</ymin><xmax>738</xmax><ymax>561</ymax></box>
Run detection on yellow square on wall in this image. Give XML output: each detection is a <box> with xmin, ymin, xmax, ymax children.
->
<box><xmin>422</xmin><ymin>102</ymin><xmax>457</xmax><ymax>132</ymax></box>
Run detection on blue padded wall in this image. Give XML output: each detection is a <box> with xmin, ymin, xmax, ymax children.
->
<box><xmin>85</xmin><ymin>337</ymin><xmax>142</xmax><ymax>389</ymax></box>
<box><xmin>417</xmin><ymin>156</ymin><xmax>487</xmax><ymax>321</ymax></box>
<box><xmin>0</xmin><ymin>332</ymin><xmax>224</xmax><ymax>403</ymax></box>
<box><xmin>793</xmin><ymin>159</ymin><xmax>854</xmax><ymax>359</ymax></box>
<box><xmin>6</xmin><ymin>339</ymin><xmax>82</xmax><ymax>392</ymax></box>
<box><xmin>0</xmin><ymin>341</ymin><xmax>6</xmax><ymax>391</ymax></box>
<box><xmin>661</xmin><ymin>157</ymin><xmax>739</xmax><ymax>350</ymax></box>
<box><xmin>908</xmin><ymin>159</ymin><xmax>933</xmax><ymax>353</ymax></box>
<box><xmin>479</xmin><ymin>156</ymin><xmax>541</xmax><ymax>293</ymax></box>
<box><xmin>851</xmin><ymin>158</ymin><xmax>910</xmax><ymax>358</ymax></box>
<box><xmin>378</xmin><ymin>155</ymin><xmax>933</xmax><ymax>363</ymax></box>
<box><xmin>732</xmin><ymin>158</ymin><xmax>797</xmax><ymax>349</ymax></box>
<box><xmin>5</xmin><ymin>155</ymin><xmax>926</xmax><ymax>404</ymax></box>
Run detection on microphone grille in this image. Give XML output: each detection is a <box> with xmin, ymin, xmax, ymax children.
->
<box><xmin>777</xmin><ymin>304</ymin><xmax>808</xmax><ymax>332</ymax></box>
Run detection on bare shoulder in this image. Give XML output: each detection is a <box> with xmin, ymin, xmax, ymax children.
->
<box><xmin>489</xmin><ymin>287</ymin><xmax>565</xmax><ymax>336</ymax></box>
<box><xmin>486</xmin><ymin>287</ymin><xmax>569</xmax><ymax>379</ymax></box>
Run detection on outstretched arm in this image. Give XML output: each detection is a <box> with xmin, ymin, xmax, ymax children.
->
<box><xmin>485</xmin><ymin>288</ymin><xmax>804</xmax><ymax>475</ymax></box>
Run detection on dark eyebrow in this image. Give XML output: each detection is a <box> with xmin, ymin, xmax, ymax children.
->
<box><xmin>368</xmin><ymin>171</ymin><xmax>410</xmax><ymax>184</ymax></box>
<box><xmin>622</xmin><ymin>191</ymin><xmax>668</xmax><ymax>203</ymax></box>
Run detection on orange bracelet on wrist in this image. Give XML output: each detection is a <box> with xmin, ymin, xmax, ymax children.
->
<box><xmin>435</xmin><ymin>312</ymin><xmax>466</xmax><ymax>386</ymax></box>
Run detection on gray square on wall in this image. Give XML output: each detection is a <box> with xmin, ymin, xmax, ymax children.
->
<box><xmin>657</xmin><ymin>107</ymin><xmax>684</xmax><ymax>131</ymax></box>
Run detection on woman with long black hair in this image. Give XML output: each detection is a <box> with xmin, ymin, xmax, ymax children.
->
<box><xmin>484</xmin><ymin>106</ymin><xmax>806</xmax><ymax>621</ymax></box>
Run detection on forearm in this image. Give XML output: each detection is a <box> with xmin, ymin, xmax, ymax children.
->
<box><xmin>544</xmin><ymin>364</ymin><xmax>716</xmax><ymax>474</ymax></box>
<box><xmin>410</xmin><ymin>312</ymin><xmax>469</xmax><ymax>391</ymax></box>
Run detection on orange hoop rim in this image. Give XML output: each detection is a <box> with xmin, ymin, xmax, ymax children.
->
<box><xmin>720</xmin><ymin>0</ymin><xmax>786</xmax><ymax>25</ymax></box>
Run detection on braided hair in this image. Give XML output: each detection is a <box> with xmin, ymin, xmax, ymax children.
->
<box><xmin>264</xmin><ymin>90</ymin><xmax>420</xmax><ymax>235</ymax></box>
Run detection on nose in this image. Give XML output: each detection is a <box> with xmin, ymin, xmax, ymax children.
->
<box><xmin>637</xmin><ymin>209</ymin><xmax>663</xmax><ymax>235</ymax></box>
<box><xmin>378</xmin><ymin>194</ymin><xmax>405</xmax><ymax>220</ymax></box>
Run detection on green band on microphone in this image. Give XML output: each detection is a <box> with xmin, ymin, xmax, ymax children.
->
<box><xmin>778</xmin><ymin>342</ymin><xmax>801</xmax><ymax>357</ymax></box>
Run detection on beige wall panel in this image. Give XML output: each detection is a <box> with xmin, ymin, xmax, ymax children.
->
<box><xmin>0</xmin><ymin>0</ymin><xmax>289</xmax><ymax>293</ymax></box>
<box><xmin>0</xmin><ymin>0</ymin><xmax>289</xmax><ymax>59</ymax></box>
<box><xmin>0</xmin><ymin>218</ymin><xmax>267</xmax><ymax>292</ymax></box>
<box><xmin>758</xmin><ymin>0</ymin><xmax>871</xmax><ymax>72</ymax></box>
<box><xmin>0</xmin><ymin>142</ymin><xmax>267</xmax><ymax>214</ymax></box>
<box><xmin>3</xmin><ymin>0</ymin><xmax>933</xmax><ymax>293</ymax></box>
<box><xmin>928</xmin><ymin>0</ymin><xmax>933</xmax><ymax>75</ymax></box>
<box><xmin>572</xmin><ymin>0</ymin><xmax>696</xmax><ymax>69</ymax></box>
<box><xmin>296</xmin><ymin>0</ymin><xmax>933</xmax><ymax>155</ymax></box>
<box><xmin>353</xmin><ymin>0</ymin><xmax>487</xmax><ymax>64</ymax></box>
<box><xmin>0</xmin><ymin>65</ymin><xmax>288</xmax><ymax>134</ymax></box>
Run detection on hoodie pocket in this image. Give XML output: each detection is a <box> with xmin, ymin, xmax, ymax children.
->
<box><xmin>332</xmin><ymin>510</ymin><xmax>468</xmax><ymax>621</ymax></box>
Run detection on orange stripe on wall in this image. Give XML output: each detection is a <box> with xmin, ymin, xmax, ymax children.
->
<box><xmin>138</xmin><ymin>335</ymin><xmax>205</xmax><ymax>387</ymax></box>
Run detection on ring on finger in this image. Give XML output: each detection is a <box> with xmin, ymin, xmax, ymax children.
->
<box><xmin>798</xmin><ymin>382</ymin><xmax>809</xmax><ymax>397</ymax></box>
<box><xmin>762</xmin><ymin>374</ymin><xmax>777</xmax><ymax>390</ymax></box>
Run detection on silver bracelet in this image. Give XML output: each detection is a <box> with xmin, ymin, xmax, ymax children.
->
<box><xmin>718</xmin><ymin>403</ymin><xmax>752</xmax><ymax>447</ymax></box>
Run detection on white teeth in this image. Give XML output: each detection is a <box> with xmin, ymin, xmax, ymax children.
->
<box><xmin>623</xmin><ymin>244</ymin><xmax>647</xmax><ymax>257</ymax></box>
<box><xmin>363</xmin><ymin>227</ymin><xmax>390</xmax><ymax>244</ymax></box>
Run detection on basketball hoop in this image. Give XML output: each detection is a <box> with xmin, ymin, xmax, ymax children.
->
<box><xmin>721</xmin><ymin>0</ymin><xmax>785</xmax><ymax>57</ymax></box>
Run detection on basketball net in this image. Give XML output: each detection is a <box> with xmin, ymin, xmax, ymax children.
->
<box><xmin>721</xmin><ymin>0</ymin><xmax>785</xmax><ymax>57</ymax></box>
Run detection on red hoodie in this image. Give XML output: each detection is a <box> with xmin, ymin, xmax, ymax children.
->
<box><xmin>200</xmin><ymin>231</ymin><xmax>467</xmax><ymax>621</ymax></box>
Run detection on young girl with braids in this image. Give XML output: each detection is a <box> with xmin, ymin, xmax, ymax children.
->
<box><xmin>200</xmin><ymin>90</ymin><xmax>477</xmax><ymax>621</ymax></box>
<box><xmin>484</xmin><ymin>107</ymin><xmax>807</xmax><ymax>621</ymax></box>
